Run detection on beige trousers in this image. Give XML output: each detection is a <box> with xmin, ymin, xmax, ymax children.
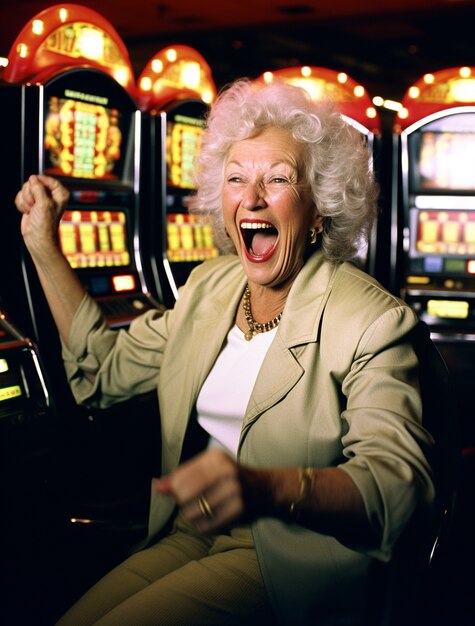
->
<box><xmin>56</xmin><ymin>516</ymin><xmax>275</xmax><ymax>625</ymax></box>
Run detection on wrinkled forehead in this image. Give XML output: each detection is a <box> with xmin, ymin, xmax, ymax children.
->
<box><xmin>225</xmin><ymin>127</ymin><xmax>308</xmax><ymax>173</ymax></box>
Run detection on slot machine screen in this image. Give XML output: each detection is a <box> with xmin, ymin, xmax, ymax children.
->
<box><xmin>44</xmin><ymin>93</ymin><xmax>127</xmax><ymax>181</ymax></box>
<box><xmin>58</xmin><ymin>209</ymin><xmax>131</xmax><ymax>269</ymax></box>
<box><xmin>414</xmin><ymin>131</ymin><xmax>475</xmax><ymax>191</ymax></box>
<box><xmin>414</xmin><ymin>209</ymin><xmax>475</xmax><ymax>257</ymax></box>
<box><xmin>166</xmin><ymin>113</ymin><xmax>204</xmax><ymax>189</ymax></box>
<box><xmin>409</xmin><ymin>113</ymin><xmax>475</xmax><ymax>192</ymax></box>
<box><xmin>166</xmin><ymin>212</ymin><xmax>218</xmax><ymax>263</ymax></box>
<box><xmin>164</xmin><ymin>108</ymin><xmax>218</xmax><ymax>263</ymax></box>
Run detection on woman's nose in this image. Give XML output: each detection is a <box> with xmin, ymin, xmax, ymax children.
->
<box><xmin>241</xmin><ymin>181</ymin><xmax>267</xmax><ymax>210</ymax></box>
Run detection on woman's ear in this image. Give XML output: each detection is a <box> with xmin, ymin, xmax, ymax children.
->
<box><xmin>312</xmin><ymin>214</ymin><xmax>324</xmax><ymax>233</ymax></box>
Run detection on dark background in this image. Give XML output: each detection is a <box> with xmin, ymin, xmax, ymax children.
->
<box><xmin>1</xmin><ymin>0</ymin><xmax>475</xmax><ymax>105</ymax></box>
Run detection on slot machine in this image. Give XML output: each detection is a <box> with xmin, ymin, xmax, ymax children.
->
<box><xmin>137</xmin><ymin>45</ymin><xmax>218</xmax><ymax>305</ymax></box>
<box><xmin>392</xmin><ymin>66</ymin><xmax>475</xmax><ymax>448</ymax></box>
<box><xmin>0</xmin><ymin>239</ymin><xmax>65</xmax><ymax>620</ymax></box>
<box><xmin>0</xmin><ymin>5</ymin><xmax>162</xmax><ymax>590</ymax></box>
<box><xmin>0</xmin><ymin>308</ymin><xmax>59</xmax><ymax>484</ymax></box>
<box><xmin>0</xmin><ymin>2</ymin><xmax>163</xmax><ymax>420</ymax></box>
<box><xmin>2</xmin><ymin>4</ymin><xmax>161</xmax><ymax>339</ymax></box>
<box><xmin>256</xmin><ymin>66</ymin><xmax>382</xmax><ymax>278</ymax></box>
<box><xmin>0</xmin><ymin>308</ymin><xmax>67</xmax><ymax>623</ymax></box>
<box><xmin>0</xmin><ymin>309</ymin><xmax>54</xmax><ymax>437</ymax></box>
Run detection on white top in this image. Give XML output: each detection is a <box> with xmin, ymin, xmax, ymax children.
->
<box><xmin>197</xmin><ymin>325</ymin><xmax>277</xmax><ymax>457</ymax></box>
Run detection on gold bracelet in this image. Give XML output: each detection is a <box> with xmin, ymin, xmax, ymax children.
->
<box><xmin>289</xmin><ymin>467</ymin><xmax>314</xmax><ymax>519</ymax></box>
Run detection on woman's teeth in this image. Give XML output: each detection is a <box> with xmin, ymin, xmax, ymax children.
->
<box><xmin>240</xmin><ymin>222</ymin><xmax>278</xmax><ymax>257</ymax></box>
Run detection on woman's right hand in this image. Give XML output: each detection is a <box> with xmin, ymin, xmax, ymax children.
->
<box><xmin>15</xmin><ymin>174</ymin><xmax>70</xmax><ymax>260</ymax></box>
<box><xmin>14</xmin><ymin>174</ymin><xmax>88</xmax><ymax>349</ymax></box>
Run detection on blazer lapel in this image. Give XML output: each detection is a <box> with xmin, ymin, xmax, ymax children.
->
<box><xmin>240</xmin><ymin>253</ymin><xmax>339</xmax><ymax>441</ymax></box>
<box><xmin>160</xmin><ymin>269</ymin><xmax>247</xmax><ymax>470</ymax></box>
<box><xmin>161</xmin><ymin>252</ymin><xmax>338</xmax><ymax>468</ymax></box>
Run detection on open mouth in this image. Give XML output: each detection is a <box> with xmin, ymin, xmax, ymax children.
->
<box><xmin>240</xmin><ymin>219</ymin><xmax>279</xmax><ymax>262</ymax></box>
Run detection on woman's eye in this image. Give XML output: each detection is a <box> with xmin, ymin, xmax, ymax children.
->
<box><xmin>227</xmin><ymin>176</ymin><xmax>243</xmax><ymax>183</ymax></box>
<box><xmin>270</xmin><ymin>176</ymin><xmax>288</xmax><ymax>184</ymax></box>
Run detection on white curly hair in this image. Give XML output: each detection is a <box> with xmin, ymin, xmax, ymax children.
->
<box><xmin>189</xmin><ymin>78</ymin><xmax>379</xmax><ymax>264</ymax></box>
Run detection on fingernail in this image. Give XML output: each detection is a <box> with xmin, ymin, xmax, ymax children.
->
<box><xmin>153</xmin><ymin>476</ymin><xmax>171</xmax><ymax>494</ymax></box>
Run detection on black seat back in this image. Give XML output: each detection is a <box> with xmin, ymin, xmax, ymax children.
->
<box><xmin>368</xmin><ymin>320</ymin><xmax>460</xmax><ymax>625</ymax></box>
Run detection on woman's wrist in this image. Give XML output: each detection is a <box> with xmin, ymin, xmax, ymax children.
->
<box><xmin>24</xmin><ymin>230</ymin><xmax>60</xmax><ymax>259</ymax></box>
<box><xmin>288</xmin><ymin>467</ymin><xmax>315</xmax><ymax>520</ymax></box>
<box><xmin>238</xmin><ymin>465</ymin><xmax>317</xmax><ymax>522</ymax></box>
<box><xmin>238</xmin><ymin>464</ymin><xmax>373</xmax><ymax>544</ymax></box>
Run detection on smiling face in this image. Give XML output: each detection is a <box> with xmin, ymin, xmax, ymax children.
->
<box><xmin>223</xmin><ymin>126</ymin><xmax>323</xmax><ymax>289</ymax></box>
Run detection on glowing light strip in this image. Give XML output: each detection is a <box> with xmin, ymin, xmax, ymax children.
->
<box><xmin>414</xmin><ymin>196</ymin><xmax>475</xmax><ymax>210</ymax></box>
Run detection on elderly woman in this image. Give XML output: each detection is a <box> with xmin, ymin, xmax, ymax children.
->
<box><xmin>15</xmin><ymin>78</ymin><xmax>435</xmax><ymax>625</ymax></box>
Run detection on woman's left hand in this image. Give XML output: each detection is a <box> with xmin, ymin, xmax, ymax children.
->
<box><xmin>154</xmin><ymin>449</ymin><xmax>247</xmax><ymax>533</ymax></box>
<box><xmin>154</xmin><ymin>451</ymin><xmax>373</xmax><ymax>541</ymax></box>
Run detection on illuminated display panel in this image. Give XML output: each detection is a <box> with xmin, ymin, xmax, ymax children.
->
<box><xmin>44</xmin><ymin>94</ymin><xmax>124</xmax><ymax>180</ymax></box>
<box><xmin>409</xmin><ymin>113</ymin><xmax>475</xmax><ymax>193</ymax></box>
<box><xmin>416</xmin><ymin>210</ymin><xmax>475</xmax><ymax>255</ymax></box>
<box><xmin>0</xmin><ymin>357</ymin><xmax>23</xmax><ymax>403</ymax></box>
<box><xmin>166</xmin><ymin>114</ymin><xmax>204</xmax><ymax>189</ymax></box>
<box><xmin>59</xmin><ymin>209</ymin><xmax>131</xmax><ymax>268</ymax></box>
<box><xmin>417</xmin><ymin>131</ymin><xmax>475</xmax><ymax>190</ymax></box>
<box><xmin>112</xmin><ymin>274</ymin><xmax>135</xmax><ymax>291</ymax></box>
<box><xmin>427</xmin><ymin>299</ymin><xmax>469</xmax><ymax>319</ymax></box>
<box><xmin>40</xmin><ymin>22</ymin><xmax>129</xmax><ymax>75</ymax></box>
<box><xmin>166</xmin><ymin>213</ymin><xmax>218</xmax><ymax>262</ymax></box>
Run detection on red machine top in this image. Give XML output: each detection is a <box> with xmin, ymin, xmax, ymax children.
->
<box><xmin>3</xmin><ymin>3</ymin><xmax>136</xmax><ymax>98</ymax></box>
<box><xmin>395</xmin><ymin>66</ymin><xmax>475</xmax><ymax>132</ymax></box>
<box><xmin>256</xmin><ymin>66</ymin><xmax>381</xmax><ymax>135</ymax></box>
<box><xmin>137</xmin><ymin>44</ymin><xmax>217</xmax><ymax>113</ymax></box>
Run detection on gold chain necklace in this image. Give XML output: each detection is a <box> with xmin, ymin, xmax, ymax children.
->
<box><xmin>242</xmin><ymin>284</ymin><xmax>283</xmax><ymax>341</ymax></box>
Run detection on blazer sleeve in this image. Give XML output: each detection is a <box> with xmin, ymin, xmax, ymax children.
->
<box><xmin>61</xmin><ymin>293</ymin><xmax>172</xmax><ymax>408</ymax></box>
<box><xmin>336</xmin><ymin>304</ymin><xmax>436</xmax><ymax>558</ymax></box>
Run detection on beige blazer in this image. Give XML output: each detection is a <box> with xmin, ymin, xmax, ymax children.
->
<box><xmin>63</xmin><ymin>251</ymin><xmax>435</xmax><ymax>624</ymax></box>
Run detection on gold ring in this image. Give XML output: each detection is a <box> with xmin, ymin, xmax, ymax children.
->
<box><xmin>198</xmin><ymin>495</ymin><xmax>213</xmax><ymax>520</ymax></box>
